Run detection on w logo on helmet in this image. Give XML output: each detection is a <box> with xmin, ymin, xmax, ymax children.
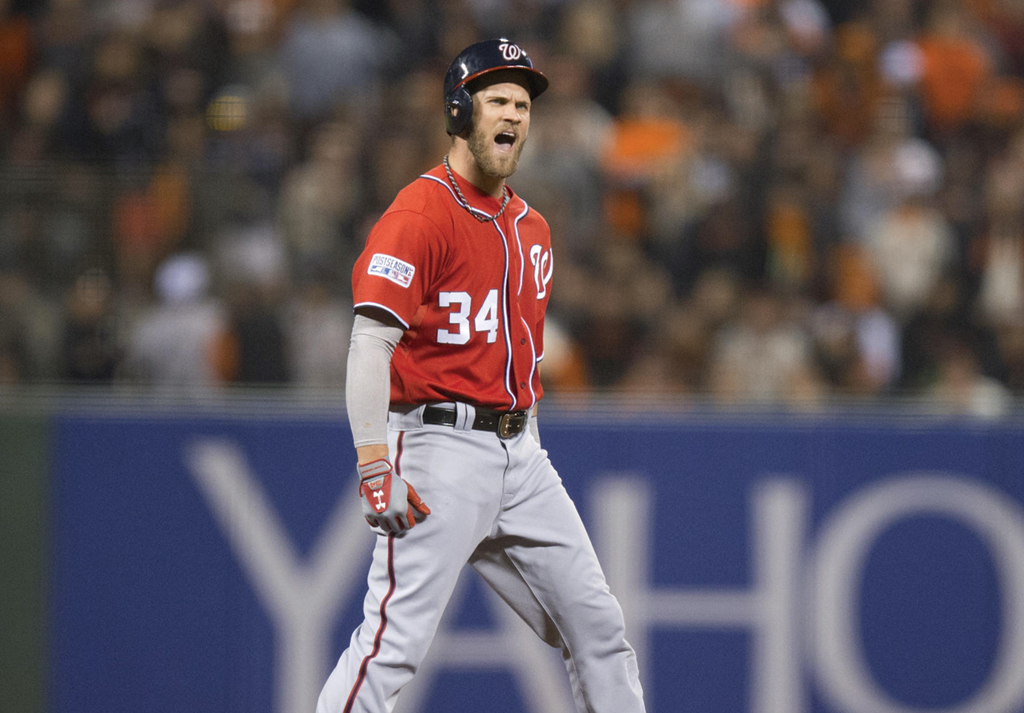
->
<box><xmin>443</xmin><ymin>38</ymin><xmax>548</xmax><ymax>135</ymax></box>
<box><xmin>499</xmin><ymin>41</ymin><xmax>523</xmax><ymax>61</ymax></box>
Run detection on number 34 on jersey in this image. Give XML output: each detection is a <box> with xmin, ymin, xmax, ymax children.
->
<box><xmin>437</xmin><ymin>247</ymin><xmax>551</xmax><ymax>346</ymax></box>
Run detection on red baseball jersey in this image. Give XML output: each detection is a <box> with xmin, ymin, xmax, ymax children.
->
<box><xmin>352</xmin><ymin>164</ymin><xmax>553</xmax><ymax>411</ymax></box>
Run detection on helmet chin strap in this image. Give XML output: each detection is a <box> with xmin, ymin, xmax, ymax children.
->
<box><xmin>442</xmin><ymin>154</ymin><xmax>511</xmax><ymax>223</ymax></box>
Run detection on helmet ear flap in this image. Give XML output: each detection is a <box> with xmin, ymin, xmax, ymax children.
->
<box><xmin>445</xmin><ymin>85</ymin><xmax>473</xmax><ymax>136</ymax></box>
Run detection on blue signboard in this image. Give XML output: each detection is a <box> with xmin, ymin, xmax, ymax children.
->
<box><xmin>48</xmin><ymin>406</ymin><xmax>1024</xmax><ymax>713</ymax></box>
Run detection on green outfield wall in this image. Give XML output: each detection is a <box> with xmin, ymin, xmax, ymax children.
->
<box><xmin>0</xmin><ymin>411</ymin><xmax>48</xmax><ymax>713</ymax></box>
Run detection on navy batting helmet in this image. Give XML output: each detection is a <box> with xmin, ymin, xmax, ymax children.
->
<box><xmin>443</xmin><ymin>38</ymin><xmax>548</xmax><ymax>136</ymax></box>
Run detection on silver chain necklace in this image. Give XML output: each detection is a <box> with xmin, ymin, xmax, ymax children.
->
<box><xmin>442</xmin><ymin>155</ymin><xmax>510</xmax><ymax>223</ymax></box>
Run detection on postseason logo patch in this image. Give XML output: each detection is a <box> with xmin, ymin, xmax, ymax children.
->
<box><xmin>367</xmin><ymin>253</ymin><xmax>415</xmax><ymax>288</ymax></box>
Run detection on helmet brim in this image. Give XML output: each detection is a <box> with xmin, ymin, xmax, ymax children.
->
<box><xmin>456</xmin><ymin>66</ymin><xmax>549</xmax><ymax>100</ymax></box>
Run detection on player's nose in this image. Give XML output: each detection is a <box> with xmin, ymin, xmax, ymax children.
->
<box><xmin>500</xmin><ymin>105</ymin><xmax>521</xmax><ymax>123</ymax></box>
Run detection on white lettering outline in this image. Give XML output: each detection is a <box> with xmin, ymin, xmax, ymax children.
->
<box><xmin>812</xmin><ymin>474</ymin><xmax>1024</xmax><ymax>713</ymax></box>
<box><xmin>185</xmin><ymin>439</ymin><xmax>374</xmax><ymax>713</ymax></box>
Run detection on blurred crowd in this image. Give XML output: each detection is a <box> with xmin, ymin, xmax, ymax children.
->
<box><xmin>2</xmin><ymin>0</ymin><xmax>1024</xmax><ymax>415</ymax></box>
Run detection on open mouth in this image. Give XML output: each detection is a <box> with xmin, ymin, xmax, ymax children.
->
<box><xmin>495</xmin><ymin>130</ymin><xmax>517</xmax><ymax>151</ymax></box>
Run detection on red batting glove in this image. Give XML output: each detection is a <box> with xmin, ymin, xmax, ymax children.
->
<box><xmin>358</xmin><ymin>458</ymin><xmax>431</xmax><ymax>534</ymax></box>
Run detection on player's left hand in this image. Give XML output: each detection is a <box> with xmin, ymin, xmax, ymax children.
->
<box><xmin>358</xmin><ymin>458</ymin><xmax>431</xmax><ymax>534</ymax></box>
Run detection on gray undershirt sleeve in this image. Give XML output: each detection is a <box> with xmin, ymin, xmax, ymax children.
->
<box><xmin>346</xmin><ymin>314</ymin><xmax>405</xmax><ymax>449</ymax></box>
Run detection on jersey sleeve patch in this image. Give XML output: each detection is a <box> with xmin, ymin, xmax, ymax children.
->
<box><xmin>367</xmin><ymin>253</ymin><xmax>416</xmax><ymax>288</ymax></box>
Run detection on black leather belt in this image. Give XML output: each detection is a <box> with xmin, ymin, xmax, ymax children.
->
<box><xmin>421</xmin><ymin>405</ymin><xmax>529</xmax><ymax>439</ymax></box>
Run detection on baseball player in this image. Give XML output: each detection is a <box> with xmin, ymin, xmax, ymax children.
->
<box><xmin>316</xmin><ymin>39</ymin><xmax>646</xmax><ymax>713</ymax></box>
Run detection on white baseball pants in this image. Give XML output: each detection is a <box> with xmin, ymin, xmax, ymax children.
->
<box><xmin>316</xmin><ymin>403</ymin><xmax>646</xmax><ymax>713</ymax></box>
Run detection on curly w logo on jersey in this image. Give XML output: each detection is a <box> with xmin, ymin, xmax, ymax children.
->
<box><xmin>368</xmin><ymin>253</ymin><xmax>416</xmax><ymax>288</ymax></box>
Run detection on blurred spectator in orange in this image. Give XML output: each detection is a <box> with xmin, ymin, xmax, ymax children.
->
<box><xmin>111</xmin><ymin>165</ymin><xmax>193</xmax><ymax>302</ymax></box>
<box><xmin>966</xmin><ymin>0</ymin><xmax>1024</xmax><ymax>77</ymax></box>
<box><xmin>539</xmin><ymin>317</ymin><xmax>592</xmax><ymax>394</ymax></box>
<box><xmin>811</xmin><ymin>21</ymin><xmax>884</xmax><ymax>147</ymax></box>
<box><xmin>646</xmin><ymin>94</ymin><xmax>762</xmax><ymax>295</ymax></box>
<box><xmin>0</xmin><ymin>0</ymin><xmax>33</xmax><ymax>130</ymax></box>
<box><xmin>811</xmin><ymin>244</ymin><xmax>900</xmax><ymax>395</ymax></box>
<box><xmin>765</xmin><ymin>181</ymin><xmax>813</xmax><ymax>293</ymax></box>
<box><xmin>601</xmin><ymin>78</ymin><xmax>692</xmax><ymax>239</ymax></box>
<box><xmin>975</xmin><ymin>75</ymin><xmax>1024</xmax><ymax>140</ymax></box>
<box><xmin>603</xmin><ymin>78</ymin><xmax>692</xmax><ymax>178</ymax></box>
<box><xmin>915</xmin><ymin>0</ymin><xmax>994</xmax><ymax>136</ymax></box>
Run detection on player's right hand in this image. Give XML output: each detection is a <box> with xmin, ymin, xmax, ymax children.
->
<box><xmin>357</xmin><ymin>458</ymin><xmax>431</xmax><ymax>534</ymax></box>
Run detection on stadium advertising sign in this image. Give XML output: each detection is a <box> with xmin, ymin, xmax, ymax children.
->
<box><xmin>50</xmin><ymin>411</ymin><xmax>1024</xmax><ymax>713</ymax></box>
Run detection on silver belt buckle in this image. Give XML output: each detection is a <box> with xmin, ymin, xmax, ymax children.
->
<box><xmin>498</xmin><ymin>411</ymin><xmax>527</xmax><ymax>439</ymax></box>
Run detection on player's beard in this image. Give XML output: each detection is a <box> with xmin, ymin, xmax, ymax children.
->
<box><xmin>467</xmin><ymin>122</ymin><xmax>524</xmax><ymax>180</ymax></box>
